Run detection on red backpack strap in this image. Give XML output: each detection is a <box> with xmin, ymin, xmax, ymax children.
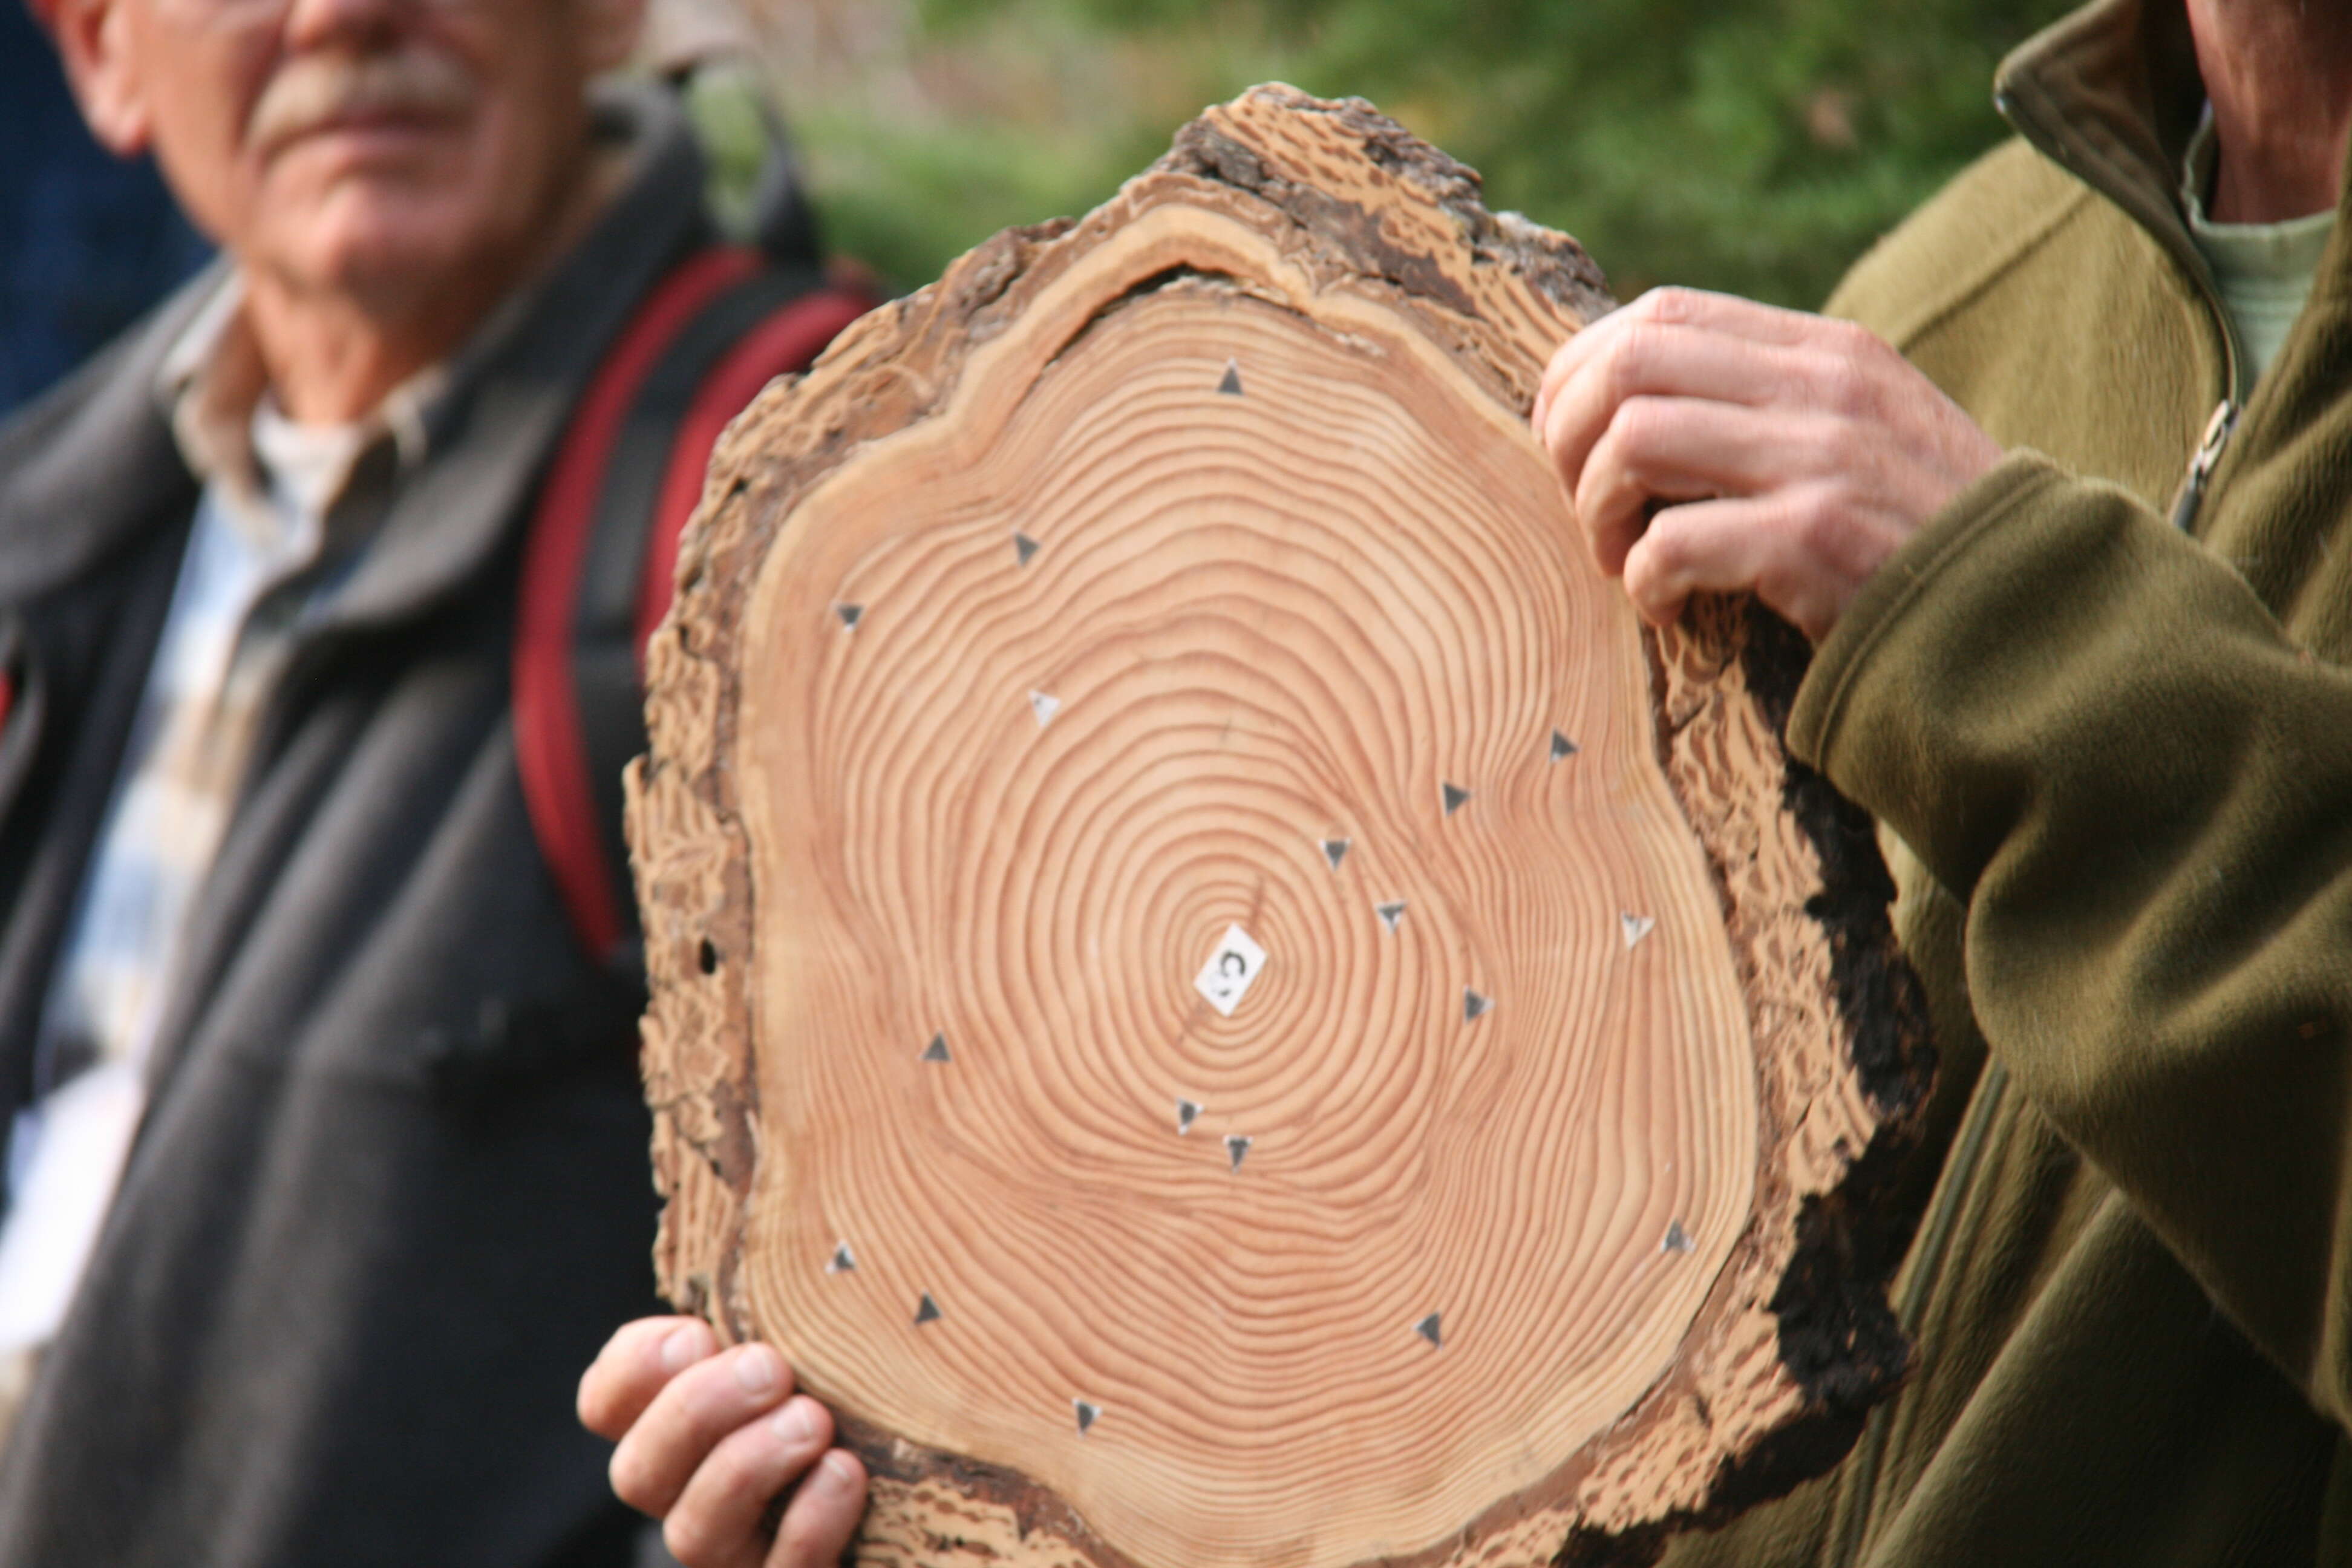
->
<box><xmin>516</xmin><ymin>244</ymin><xmax>875</xmax><ymax>967</ymax></box>
<box><xmin>632</xmin><ymin>277</ymin><xmax>875</xmax><ymax>655</ymax></box>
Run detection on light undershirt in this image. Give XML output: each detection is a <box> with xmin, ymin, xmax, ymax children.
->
<box><xmin>2181</xmin><ymin>109</ymin><xmax>2337</xmax><ymax>393</ymax></box>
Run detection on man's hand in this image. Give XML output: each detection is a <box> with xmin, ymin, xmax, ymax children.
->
<box><xmin>578</xmin><ymin>1316</ymin><xmax>869</xmax><ymax>1568</ymax></box>
<box><xmin>1532</xmin><ymin>287</ymin><xmax>2004</xmax><ymax>641</ymax></box>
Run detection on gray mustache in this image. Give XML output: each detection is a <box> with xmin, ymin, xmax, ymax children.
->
<box><xmin>247</xmin><ymin>47</ymin><xmax>476</xmax><ymax>154</ymax></box>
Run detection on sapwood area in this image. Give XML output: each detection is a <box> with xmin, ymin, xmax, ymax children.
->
<box><xmin>630</xmin><ymin>85</ymin><xmax>1932</xmax><ymax>1568</ymax></box>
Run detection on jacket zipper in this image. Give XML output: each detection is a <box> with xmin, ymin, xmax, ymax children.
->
<box><xmin>2169</xmin><ymin>397</ymin><xmax>2238</xmax><ymax>534</ymax></box>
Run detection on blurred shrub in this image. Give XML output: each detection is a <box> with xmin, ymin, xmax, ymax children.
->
<box><xmin>769</xmin><ymin>0</ymin><xmax>2077</xmax><ymax>306</ymax></box>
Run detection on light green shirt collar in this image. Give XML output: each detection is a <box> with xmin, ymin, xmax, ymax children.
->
<box><xmin>2180</xmin><ymin>107</ymin><xmax>2336</xmax><ymax>394</ymax></box>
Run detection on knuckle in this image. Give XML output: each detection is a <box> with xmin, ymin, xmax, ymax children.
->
<box><xmin>1789</xmin><ymin>329</ymin><xmax>1863</xmax><ymax>410</ymax></box>
<box><xmin>1610</xmin><ymin>395</ymin><xmax>1664</xmax><ymax>456</ymax></box>
<box><xmin>1628</xmin><ymin>564</ymin><xmax>1683</xmax><ymax>626</ymax></box>
<box><xmin>1789</xmin><ymin>503</ymin><xmax>1835</xmax><ymax>558</ymax></box>
<box><xmin>1809</xmin><ymin>354</ymin><xmax>1869</xmax><ymax>419</ymax></box>
<box><xmin>1642</xmin><ymin>286</ymin><xmax>1697</xmax><ymax>325</ymax></box>
<box><xmin>776</xmin><ymin>1504</ymin><xmax>841</xmax><ymax>1568</ymax></box>
<box><xmin>1788</xmin><ymin>488</ymin><xmax>1850</xmax><ymax>557</ymax></box>
<box><xmin>708</xmin><ymin>1429</ymin><xmax>788</xmax><ymax>1508</ymax></box>
<box><xmin>1838</xmin><ymin>330</ymin><xmax>1900</xmax><ymax>407</ymax></box>
<box><xmin>1825</xmin><ymin>315</ymin><xmax>1878</xmax><ymax>356</ymax></box>
<box><xmin>775</xmin><ymin>1512</ymin><xmax>829</xmax><ymax>1567</ymax></box>
<box><xmin>1635</xmin><ymin>511</ymin><xmax>1688</xmax><ymax>572</ymax></box>
<box><xmin>672</xmin><ymin>1375</ymin><xmax>729</xmax><ymax>1430</ymax></box>
<box><xmin>1607</xmin><ymin>324</ymin><xmax>1661</xmax><ymax>402</ymax></box>
<box><xmin>1811</xmin><ymin>411</ymin><xmax>1870</xmax><ymax>475</ymax></box>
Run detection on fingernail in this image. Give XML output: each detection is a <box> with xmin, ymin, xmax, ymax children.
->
<box><xmin>816</xmin><ymin>1451</ymin><xmax>858</xmax><ymax>1491</ymax></box>
<box><xmin>771</xmin><ymin>1398</ymin><xmax>820</xmax><ymax>1448</ymax></box>
<box><xmin>659</xmin><ymin>1325</ymin><xmax>703</xmax><ymax>1374</ymax></box>
<box><xmin>733</xmin><ymin>1344</ymin><xmax>782</xmax><ymax>1396</ymax></box>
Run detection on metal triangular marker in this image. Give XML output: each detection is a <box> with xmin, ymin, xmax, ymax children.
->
<box><xmin>1376</xmin><ymin>901</ymin><xmax>1406</xmax><ymax>933</ymax></box>
<box><xmin>1074</xmin><ymin>1399</ymin><xmax>1101</xmax><ymax>1434</ymax></box>
<box><xmin>1414</xmin><ymin>1312</ymin><xmax>1443</xmax><ymax>1348</ymax></box>
<box><xmin>1224</xmin><ymin>1134</ymin><xmax>1252</xmax><ymax>1172</ymax></box>
<box><xmin>915</xmin><ymin>1292</ymin><xmax>943</xmax><ymax>1324</ymax></box>
<box><xmin>1217</xmin><ymin>359</ymin><xmax>1244</xmax><ymax>396</ymax></box>
<box><xmin>921</xmin><ymin>1033</ymin><xmax>951</xmax><ymax>1063</ymax></box>
<box><xmin>1322</xmin><ymin>838</ymin><xmax>1350</xmax><ymax>871</ymax></box>
<box><xmin>834</xmin><ymin>603</ymin><xmax>863</xmax><ymax>630</ymax></box>
<box><xmin>1442</xmin><ymin>782</ymin><xmax>1471</xmax><ymax>816</ymax></box>
<box><xmin>826</xmin><ymin>1241</ymin><xmax>857</xmax><ymax>1273</ymax></box>
<box><xmin>1464</xmin><ymin>989</ymin><xmax>1491</xmax><ymax>1022</ymax></box>
<box><xmin>1550</xmin><ymin>730</ymin><xmax>1579</xmax><ymax>762</ymax></box>
<box><xmin>1663</xmin><ymin>1221</ymin><xmax>1694</xmax><ymax>1256</ymax></box>
<box><xmin>1621</xmin><ymin>912</ymin><xmax>1656</xmax><ymax>950</ymax></box>
<box><xmin>1013</xmin><ymin>532</ymin><xmax>1040</xmax><ymax>566</ymax></box>
<box><xmin>1176</xmin><ymin>1098</ymin><xmax>1203</xmax><ymax>1135</ymax></box>
<box><xmin>1028</xmin><ymin>690</ymin><xmax>1061</xmax><ymax>727</ymax></box>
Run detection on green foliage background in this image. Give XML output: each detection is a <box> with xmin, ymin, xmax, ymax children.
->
<box><xmin>766</xmin><ymin>0</ymin><xmax>2079</xmax><ymax>307</ymax></box>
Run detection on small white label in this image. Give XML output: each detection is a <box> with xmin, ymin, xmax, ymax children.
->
<box><xmin>1194</xmin><ymin>924</ymin><xmax>1267</xmax><ymax>1017</ymax></box>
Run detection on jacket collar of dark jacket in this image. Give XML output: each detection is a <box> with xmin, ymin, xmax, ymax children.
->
<box><xmin>0</xmin><ymin>80</ymin><xmax>711</xmax><ymax>627</ymax></box>
<box><xmin>1994</xmin><ymin>0</ymin><xmax>2352</xmax><ymax>394</ymax></box>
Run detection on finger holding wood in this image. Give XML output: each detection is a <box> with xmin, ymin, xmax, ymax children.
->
<box><xmin>590</xmin><ymin>1323</ymin><xmax>871</xmax><ymax>1568</ymax></box>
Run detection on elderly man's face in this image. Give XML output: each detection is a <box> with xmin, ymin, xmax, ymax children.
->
<box><xmin>64</xmin><ymin>0</ymin><xmax>640</xmax><ymax>310</ymax></box>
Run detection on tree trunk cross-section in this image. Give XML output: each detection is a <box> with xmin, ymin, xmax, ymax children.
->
<box><xmin>629</xmin><ymin>86</ymin><xmax>1933</xmax><ymax>1568</ymax></box>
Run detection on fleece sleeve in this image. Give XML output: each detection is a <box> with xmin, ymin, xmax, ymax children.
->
<box><xmin>1789</xmin><ymin>448</ymin><xmax>2352</xmax><ymax>1432</ymax></box>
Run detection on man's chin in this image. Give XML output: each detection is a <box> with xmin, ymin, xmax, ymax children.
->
<box><xmin>256</xmin><ymin>187</ymin><xmax>516</xmax><ymax>312</ymax></box>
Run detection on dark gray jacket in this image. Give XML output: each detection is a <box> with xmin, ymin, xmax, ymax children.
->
<box><xmin>0</xmin><ymin>91</ymin><xmax>712</xmax><ymax>1568</ymax></box>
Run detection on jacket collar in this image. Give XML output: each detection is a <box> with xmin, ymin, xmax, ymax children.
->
<box><xmin>1994</xmin><ymin>0</ymin><xmax>2205</xmax><ymax>245</ymax></box>
<box><xmin>1993</xmin><ymin>0</ymin><xmax>2352</xmax><ymax>396</ymax></box>
<box><xmin>0</xmin><ymin>273</ymin><xmax>216</xmax><ymax>601</ymax></box>
<box><xmin>0</xmin><ymin>80</ymin><xmax>710</xmax><ymax>622</ymax></box>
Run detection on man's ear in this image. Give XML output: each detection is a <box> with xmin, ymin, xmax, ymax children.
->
<box><xmin>576</xmin><ymin>0</ymin><xmax>649</xmax><ymax>76</ymax></box>
<box><xmin>50</xmin><ymin>0</ymin><xmax>152</xmax><ymax>156</ymax></box>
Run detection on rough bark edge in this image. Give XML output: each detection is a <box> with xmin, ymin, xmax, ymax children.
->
<box><xmin>1735</xmin><ymin>607</ymin><xmax>1933</xmax><ymax>1416</ymax></box>
<box><xmin>1541</xmin><ymin>601</ymin><xmax>1936</xmax><ymax>1567</ymax></box>
<box><xmin>627</xmin><ymin>84</ymin><xmax>1933</xmax><ymax>1568</ymax></box>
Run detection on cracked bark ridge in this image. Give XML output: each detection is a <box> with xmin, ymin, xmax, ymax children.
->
<box><xmin>629</xmin><ymin>83</ymin><xmax>1931</xmax><ymax>1568</ymax></box>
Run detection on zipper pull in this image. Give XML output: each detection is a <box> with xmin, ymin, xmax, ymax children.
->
<box><xmin>2169</xmin><ymin>397</ymin><xmax>2237</xmax><ymax>532</ymax></box>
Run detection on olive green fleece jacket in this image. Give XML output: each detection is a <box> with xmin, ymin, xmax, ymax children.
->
<box><xmin>1659</xmin><ymin>2</ymin><xmax>2352</xmax><ymax>1566</ymax></box>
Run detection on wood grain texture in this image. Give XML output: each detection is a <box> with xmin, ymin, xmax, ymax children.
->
<box><xmin>630</xmin><ymin>86</ymin><xmax>1932</xmax><ymax>1568</ymax></box>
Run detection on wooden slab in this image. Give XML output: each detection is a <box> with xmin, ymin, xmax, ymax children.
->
<box><xmin>628</xmin><ymin>85</ymin><xmax>1932</xmax><ymax>1568</ymax></box>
